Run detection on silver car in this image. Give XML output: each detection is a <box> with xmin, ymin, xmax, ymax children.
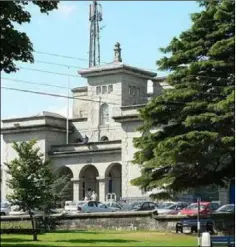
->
<box><xmin>157</xmin><ymin>202</ymin><xmax>189</xmax><ymax>215</ymax></box>
<box><xmin>77</xmin><ymin>201</ymin><xmax>117</xmax><ymax>213</ymax></box>
<box><xmin>1</xmin><ymin>202</ymin><xmax>10</xmax><ymax>216</ymax></box>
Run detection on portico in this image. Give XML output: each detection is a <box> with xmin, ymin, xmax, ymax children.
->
<box><xmin>49</xmin><ymin>140</ymin><xmax>123</xmax><ymax>202</ymax></box>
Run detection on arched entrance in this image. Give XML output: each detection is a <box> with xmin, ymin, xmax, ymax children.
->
<box><xmin>55</xmin><ymin>166</ymin><xmax>73</xmax><ymax>206</ymax></box>
<box><xmin>105</xmin><ymin>163</ymin><xmax>122</xmax><ymax>201</ymax></box>
<box><xmin>79</xmin><ymin>165</ymin><xmax>99</xmax><ymax>200</ymax></box>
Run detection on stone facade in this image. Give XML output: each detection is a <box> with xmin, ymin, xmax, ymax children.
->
<box><xmin>1</xmin><ymin>43</ymin><xmax>230</xmax><ymax>204</ymax></box>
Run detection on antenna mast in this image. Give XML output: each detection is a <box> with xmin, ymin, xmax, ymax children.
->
<box><xmin>89</xmin><ymin>0</ymin><xmax>103</xmax><ymax>67</ymax></box>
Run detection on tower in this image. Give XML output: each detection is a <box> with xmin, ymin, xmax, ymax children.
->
<box><xmin>89</xmin><ymin>0</ymin><xmax>103</xmax><ymax>67</ymax></box>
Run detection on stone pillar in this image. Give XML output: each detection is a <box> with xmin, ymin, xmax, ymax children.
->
<box><xmin>71</xmin><ymin>178</ymin><xmax>80</xmax><ymax>202</ymax></box>
<box><xmin>218</xmin><ymin>187</ymin><xmax>229</xmax><ymax>205</ymax></box>
<box><xmin>96</xmin><ymin>177</ymin><xmax>107</xmax><ymax>202</ymax></box>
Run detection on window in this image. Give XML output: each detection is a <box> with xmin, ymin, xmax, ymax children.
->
<box><xmin>142</xmin><ymin>202</ymin><xmax>149</xmax><ymax>210</ymax></box>
<box><xmin>102</xmin><ymin>85</ymin><xmax>107</xmax><ymax>94</ymax></box>
<box><xmin>129</xmin><ymin>86</ymin><xmax>132</xmax><ymax>95</ymax></box>
<box><xmin>108</xmin><ymin>85</ymin><xmax>113</xmax><ymax>93</ymax></box>
<box><xmin>137</xmin><ymin>88</ymin><xmax>140</xmax><ymax>96</ymax></box>
<box><xmin>100</xmin><ymin>103</ymin><xmax>109</xmax><ymax>125</ymax></box>
<box><xmin>96</xmin><ymin>86</ymin><xmax>101</xmax><ymax>95</ymax></box>
<box><xmin>88</xmin><ymin>201</ymin><xmax>96</xmax><ymax>207</ymax></box>
<box><xmin>129</xmin><ymin>86</ymin><xmax>138</xmax><ymax>95</ymax></box>
<box><xmin>79</xmin><ymin>110</ymin><xmax>84</xmax><ymax>117</ymax></box>
<box><xmin>132</xmin><ymin>86</ymin><xmax>136</xmax><ymax>95</ymax></box>
<box><xmin>101</xmin><ymin>136</ymin><xmax>109</xmax><ymax>141</ymax></box>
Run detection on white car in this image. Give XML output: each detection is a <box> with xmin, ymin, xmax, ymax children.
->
<box><xmin>65</xmin><ymin>201</ymin><xmax>117</xmax><ymax>214</ymax></box>
<box><xmin>1</xmin><ymin>202</ymin><xmax>11</xmax><ymax>215</ymax></box>
<box><xmin>9</xmin><ymin>205</ymin><xmax>27</xmax><ymax>216</ymax></box>
<box><xmin>9</xmin><ymin>205</ymin><xmax>59</xmax><ymax>216</ymax></box>
<box><xmin>64</xmin><ymin>201</ymin><xmax>85</xmax><ymax>212</ymax></box>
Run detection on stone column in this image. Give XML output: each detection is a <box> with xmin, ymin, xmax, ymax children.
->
<box><xmin>96</xmin><ymin>177</ymin><xmax>108</xmax><ymax>202</ymax></box>
<box><xmin>218</xmin><ymin>187</ymin><xmax>229</xmax><ymax>205</ymax></box>
<box><xmin>71</xmin><ymin>178</ymin><xmax>80</xmax><ymax>202</ymax></box>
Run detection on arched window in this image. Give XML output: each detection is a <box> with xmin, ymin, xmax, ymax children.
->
<box><xmin>100</xmin><ymin>103</ymin><xmax>109</xmax><ymax>125</ymax></box>
<box><xmin>101</xmin><ymin>136</ymin><xmax>109</xmax><ymax>141</ymax></box>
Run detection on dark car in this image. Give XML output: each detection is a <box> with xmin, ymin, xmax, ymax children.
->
<box><xmin>123</xmin><ymin>201</ymin><xmax>158</xmax><ymax>211</ymax></box>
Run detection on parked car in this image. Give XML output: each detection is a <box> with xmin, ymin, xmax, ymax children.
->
<box><xmin>64</xmin><ymin>201</ymin><xmax>85</xmax><ymax>212</ymax></box>
<box><xmin>75</xmin><ymin>201</ymin><xmax>118</xmax><ymax>213</ymax></box>
<box><xmin>213</xmin><ymin>204</ymin><xmax>235</xmax><ymax>214</ymax></box>
<box><xmin>122</xmin><ymin>201</ymin><xmax>158</xmax><ymax>211</ymax></box>
<box><xmin>179</xmin><ymin>202</ymin><xmax>219</xmax><ymax>216</ymax></box>
<box><xmin>1</xmin><ymin>202</ymin><xmax>11</xmax><ymax>215</ymax></box>
<box><xmin>104</xmin><ymin>201</ymin><xmax>122</xmax><ymax>210</ymax></box>
<box><xmin>157</xmin><ymin>202</ymin><xmax>189</xmax><ymax>215</ymax></box>
<box><xmin>9</xmin><ymin>205</ymin><xmax>59</xmax><ymax>216</ymax></box>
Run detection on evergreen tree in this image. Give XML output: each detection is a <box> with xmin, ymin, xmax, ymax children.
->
<box><xmin>131</xmin><ymin>0</ymin><xmax>235</xmax><ymax>199</ymax></box>
<box><xmin>5</xmin><ymin>139</ymin><xmax>69</xmax><ymax>241</ymax></box>
<box><xmin>0</xmin><ymin>1</ymin><xmax>58</xmax><ymax>73</ymax></box>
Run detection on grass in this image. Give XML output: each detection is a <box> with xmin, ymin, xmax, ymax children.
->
<box><xmin>1</xmin><ymin>230</ymin><xmax>197</xmax><ymax>246</ymax></box>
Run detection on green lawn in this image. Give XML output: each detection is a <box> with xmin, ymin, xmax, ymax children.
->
<box><xmin>2</xmin><ymin>230</ymin><xmax>197</xmax><ymax>246</ymax></box>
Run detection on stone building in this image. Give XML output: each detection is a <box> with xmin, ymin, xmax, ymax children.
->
<box><xmin>1</xmin><ymin>43</ymin><xmax>232</xmax><ymax>204</ymax></box>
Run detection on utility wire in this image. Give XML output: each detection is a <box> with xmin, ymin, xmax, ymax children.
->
<box><xmin>34</xmin><ymin>50</ymin><xmax>89</xmax><ymax>62</ymax></box>
<box><xmin>1</xmin><ymin>86</ymin><xmax>121</xmax><ymax>105</ymax></box>
<box><xmin>2</xmin><ymin>86</ymin><xmax>232</xmax><ymax>108</ymax></box>
<box><xmin>2</xmin><ymin>77</ymin><xmax>74</xmax><ymax>90</ymax></box>
<box><xmin>18</xmin><ymin>67</ymin><xmax>81</xmax><ymax>78</ymax></box>
<box><xmin>2</xmin><ymin>77</ymin><xmax>229</xmax><ymax>98</ymax></box>
<box><xmin>33</xmin><ymin>50</ymin><xmax>158</xmax><ymax>72</ymax></box>
<box><xmin>35</xmin><ymin>60</ymin><xmax>80</xmax><ymax>69</ymax></box>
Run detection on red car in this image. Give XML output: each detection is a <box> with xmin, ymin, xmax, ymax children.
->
<box><xmin>179</xmin><ymin>202</ymin><xmax>219</xmax><ymax>216</ymax></box>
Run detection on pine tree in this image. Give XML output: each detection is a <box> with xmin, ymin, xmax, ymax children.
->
<box><xmin>5</xmin><ymin>139</ymin><xmax>69</xmax><ymax>240</ymax></box>
<box><xmin>131</xmin><ymin>0</ymin><xmax>235</xmax><ymax>199</ymax></box>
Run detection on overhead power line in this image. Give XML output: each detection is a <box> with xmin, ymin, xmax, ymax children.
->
<box><xmin>18</xmin><ymin>67</ymin><xmax>81</xmax><ymax>78</ymax></box>
<box><xmin>34</xmin><ymin>50</ymin><xmax>89</xmax><ymax>62</ymax></box>
<box><xmin>1</xmin><ymin>86</ymin><xmax>120</xmax><ymax>105</ymax></box>
<box><xmin>2</xmin><ymin>78</ymin><xmax>74</xmax><ymax>90</ymax></box>
<box><xmin>33</xmin><ymin>50</ymin><xmax>158</xmax><ymax>72</ymax></box>
<box><xmin>35</xmin><ymin>60</ymin><xmax>80</xmax><ymax>69</ymax></box>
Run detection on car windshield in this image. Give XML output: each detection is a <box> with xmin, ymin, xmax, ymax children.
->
<box><xmin>187</xmin><ymin>204</ymin><xmax>206</xmax><ymax>210</ymax></box>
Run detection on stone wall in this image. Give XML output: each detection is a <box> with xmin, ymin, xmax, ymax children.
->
<box><xmin>1</xmin><ymin>212</ymin><xmax>234</xmax><ymax>233</ymax></box>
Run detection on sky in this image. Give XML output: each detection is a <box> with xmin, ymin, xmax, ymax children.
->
<box><xmin>1</xmin><ymin>1</ymin><xmax>202</xmax><ymax>120</ymax></box>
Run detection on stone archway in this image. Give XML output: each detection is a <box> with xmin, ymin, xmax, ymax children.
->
<box><xmin>105</xmin><ymin>163</ymin><xmax>122</xmax><ymax>201</ymax></box>
<box><xmin>79</xmin><ymin>165</ymin><xmax>99</xmax><ymax>200</ymax></box>
<box><xmin>55</xmin><ymin>166</ymin><xmax>73</xmax><ymax>206</ymax></box>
